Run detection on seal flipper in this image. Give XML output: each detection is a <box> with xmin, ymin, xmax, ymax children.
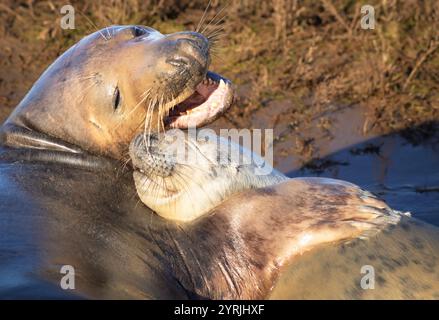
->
<box><xmin>173</xmin><ymin>178</ymin><xmax>409</xmax><ymax>299</ymax></box>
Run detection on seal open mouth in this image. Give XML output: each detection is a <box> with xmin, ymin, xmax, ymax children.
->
<box><xmin>164</xmin><ymin>71</ymin><xmax>234</xmax><ymax>129</ymax></box>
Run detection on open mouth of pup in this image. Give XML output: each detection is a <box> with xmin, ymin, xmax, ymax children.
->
<box><xmin>164</xmin><ymin>71</ymin><xmax>234</xmax><ymax>129</ymax></box>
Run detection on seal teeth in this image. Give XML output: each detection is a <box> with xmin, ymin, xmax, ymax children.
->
<box><xmin>202</xmin><ymin>76</ymin><xmax>219</xmax><ymax>87</ymax></box>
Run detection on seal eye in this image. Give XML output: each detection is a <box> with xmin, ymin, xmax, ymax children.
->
<box><xmin>112</xmin><ymin>86</ymin><xmax>121</xmax><ymax>111</ymax></box>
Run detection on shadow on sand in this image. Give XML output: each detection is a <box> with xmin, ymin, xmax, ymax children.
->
<box><xmin>287</xmin><ymin>122</ymin><xmax>439</xmax><ymax>227</ymax></box>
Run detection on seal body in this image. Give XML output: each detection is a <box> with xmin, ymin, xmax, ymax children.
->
<box><xmin>0</xmin><ymin>152</ymin><xmax>189</xmax><ymax>299</ymax></box>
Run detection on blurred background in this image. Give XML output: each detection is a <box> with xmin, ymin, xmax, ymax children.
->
<box><xmin>1</xmin><ymin>0</ymin><xmax>439</xmax><ymax>223</ymax></box>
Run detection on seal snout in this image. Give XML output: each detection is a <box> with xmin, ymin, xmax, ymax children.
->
<box><xmin>169</xmin><ymin>31</ymin><xmax>209</xmax><ymax>54</ymax></box>
<box><xmin>165</xmin><ymin>32</ymin><xmax>210</xmax><ymax>73</ymax></box>
<box><xmin>129</xmin><ymin>134</ymin><xmax>174</xmax><ymax>178</ymax></box>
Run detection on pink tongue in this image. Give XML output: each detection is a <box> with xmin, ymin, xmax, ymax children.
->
<box><xmin>177</xmin><ymin>91</ymin><xmax>205</xmax><ymax>110</ymax></box>
<box><xmin>196</xmin><ymin>82</ymin><xmax>216</xmax><ymax>98</ymax></box>
<box><xmin>168</xmin><ymin>81</ymin><xmax>220</xmax><ymax>116</ymax></box>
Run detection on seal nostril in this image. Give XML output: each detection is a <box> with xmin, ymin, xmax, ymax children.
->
<box><xmin>167</xmin><ymin>56</ymin><xmax>190</xmax><ymax>68</ymax></box>
<box><xmin>192</xmin><ymin>35</ymin><xmax>209</xmax><ymax>53</ymax></box>
<box><xmin>174</xmin><ymin>32</ymin><xmax>209</xmax><ymax>53</ymax></box>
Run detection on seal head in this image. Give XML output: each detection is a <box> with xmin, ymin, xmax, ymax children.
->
<box><xmin>129</xmin><ymin>129</ymin><xmax>287</xmax><ymax>221</ymax></box>
<box><xmin>0</xmin><ymin>26</ymin><xmax>234</xmax><ymax>161</ymax></box>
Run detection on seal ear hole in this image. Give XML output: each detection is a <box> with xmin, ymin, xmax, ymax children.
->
<box><xmin>112</xmin><ymin>86</ymin><xmax>122</xmax><ymax>111</ymax></box>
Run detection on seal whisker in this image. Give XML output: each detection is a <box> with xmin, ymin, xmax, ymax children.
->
<box><xmin>171</xmin><ymin>162</ymin><xmax>213</xmax><ymax>175</ymax></box>
<box><xmin>206</xmin><ymin>27</ymin><xmax>226</xmax><ymax>42</ymax></box>
<box><xmin>119</xmin><ymin>151</ymin><xmax>133</xmax><ymax>170</ymax></box>
<box><xmin>169</xmin><ymin>163</ymin><xmax>220</xmax><ymax>211</ymax></box>
<box><xmin>205</xmin><ymin>20</ymin><xmax>226</xmax><ymax>35</ymax></box>
<box><xmin>76</xmin><ymin>82</ymin><xmax>98</xmax><ymax>105</ymax></box>
<box><xmin>145</xmin><ymin>95</ymin><xmax>159</xmax><ymax>148</ymax></box>
<box><xmin>205</xmin><ymin>26</ymin><xmax>227</xmax><ymax>54</ymax></box>
<box><xmin>200</xmin><ymin>2</ymin><xmax>230</xmax><ymax>35</ymax></box>
<box><xmin>204</xmin><ymin>19</ymin><xmax>226</xmax><ymax>41</ymax></box>
<box><xmin>158</xmin><ymin>93</ymin><xmax>165</xmax><ymax>133</ymax></box>
<box><xmin>115</xmin><ymin>156</ymin><xmax>132</xmax><ymax>179</ymax></box>
<box><xmin>168</xmin><ymin>170</ymin><xmax>200</xmax><ymax>215</ymax></box>
<box><xmin>176</xmin><ymin>168</ymin><xmax>218</xmax><ymax>207</ymax></box>
<box><xmin>184</xmin><ymin>138</ymin><xmax>216</xmax><ymax>166</ymax></box>
<box><xmin>105</xmin><ymin>26</ymin><xmax>112</xmax><ymax>40</ymax></box>
<box><xmin>137</xmin><ymin>168</ymin><xmax>165</xmax><ymax>195</ymax></box>
<box><xmin>115</xmin><ymin>89</ymin><xmax>152</xmax><ymax>128</ymax></box>
<box><xmin>119</xmin><ymin>116</ymin><xmax>148</xmax><ymax>170</ymax></box>
<box><xmin>50</xmin><ymin>74</ymin><xmax>99</xmax><ymax>87</ymax></box>
<box><xmin>144</xmin><ymin>97</ymin><xmax>156</xmax><ymax>149</ymax></box>
<box><xmin>196</xmin><ymin>0</ymin><xmax>213</xmax><ymax>33</ymax></box>
<box><xmin>78</xmin><ymin>11</ymin><xmax>109</xmax><ymax>41</ymax></box>
<box><xmin>164</xmin><ymin>172</ymin><xmax>184</xmax><ymax>214</ymax></box>
<box><xmin>206</xmin><ymin>29</ymin><xmax>226</xmax><ymax>42</ymax></box>
<box><xmin>209</xmin><ymin>51</ymin><xmax>226</xmax><ymax>64</ymax></box>
<box><xmin>155</xmin><ymin>97</ymin><xmax>161</xmax><ymax>141</ymax></box>
<box><xmin>205</xmin><ymin>24</ymin><xmax>227</xmax><ymax>42</ymax></box>
<box><xmin>145</xmin><ymin>110</ymin><xmax>153</xmax><ymax>150</ymax></box>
